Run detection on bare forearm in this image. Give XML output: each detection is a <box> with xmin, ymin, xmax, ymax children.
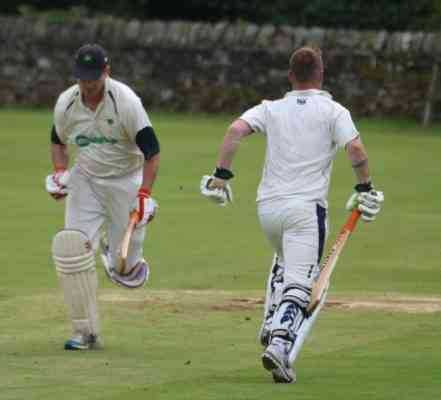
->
<box><xmin>217</xmin><ymin>119</ymin><xmax>253</xmax><ymax>170</ymax></box>
<box><xmin>141</xmin><ymin>153</ymin><xmax>160</xmax><ymax>191</ymax></box>
<box><xmin>351</xmin><ymin>158</ymin><xmax>370</xmax><ymax>183</ymax></box>
<box><xmin>346</xmin><ymin>137</ymin><xmax>370</xmax><ymax>183</ymax></box>
<box><xmin>217</xmin><ymin>132</ymin><xmax>242</xmax><ymax>170</ymax></box>
<box><xmin>51</xmin><ymin>144</ymin><xmax>69</xmax><ymax>170</ymax></box>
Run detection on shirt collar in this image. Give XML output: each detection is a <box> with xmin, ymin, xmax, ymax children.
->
<box><xmin>285</xmin><ymin>89</ymin><xmax>332</xmax><ymax>99</ymax></box>
<box><xmin>77</xmin><ymin>78</ymin><xmax>109</xmax><ymax>112</ymax></box>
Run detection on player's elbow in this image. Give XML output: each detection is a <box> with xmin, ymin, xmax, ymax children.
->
<box><xmin>346</xmin><ymin>137</ymin><xmax>367</xmax><ymax>162</ymax></box>
<box><xmin>227</xmin><ymin>119</ymin><xmax>253</xmax><ymax>139</ymax></box>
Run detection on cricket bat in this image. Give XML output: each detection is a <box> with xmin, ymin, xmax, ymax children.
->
<box><xmin>117</xmin><ymin>210</ymin><xmax>139</xmax><ymax>275</ymax></box>
<box><xmin>307</xmin><ymin>209</ymin><xmax>361</xmax><ymax>313</ymax></box>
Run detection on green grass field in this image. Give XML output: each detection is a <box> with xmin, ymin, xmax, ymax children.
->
<box><xmin>1</xmin><ymin>109</ymin><xmax>440</xmax><ymax>400</ymax></box>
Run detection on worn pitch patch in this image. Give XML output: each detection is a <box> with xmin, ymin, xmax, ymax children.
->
<box><xmin>99</xmin><ymin>290</ymin><xmax>441</xmax><ymax>314</ymax></box>
<box><xmin>326</xmin><ymin>296</ymin><xmax>441</xmax><ymax>313</ymax></box>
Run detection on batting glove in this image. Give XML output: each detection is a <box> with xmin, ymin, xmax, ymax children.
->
<box><xmin>200</xmin><ymin>167</ymin><xmax>234</xmax><ymax>206</ymax></box>
<box><xmin>346</xmin><ymin>182</ymin><xmax>384</xmax><ymax>222</ymax></box>
<box><xmin>45</xmin><ymin>168</ymin><xmax>70</xmax><ymax>201</ymax></box>
<box><xmin>132</xmin><ymin>188</ymin><xmax>158</xmax><ymax>227</ymax></box>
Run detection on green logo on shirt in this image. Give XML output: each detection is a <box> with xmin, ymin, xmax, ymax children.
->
<box><xmin>74</xmin><ymin>134</ymin><xmax>118</xmax><ymax>147</ymax></box>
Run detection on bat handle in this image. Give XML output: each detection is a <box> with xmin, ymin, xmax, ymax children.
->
<box><xmin>344</xmin><ymin>209</ymin><xmax>361</xmax><ymax>232</ymax></box>
<box><xmin>129</xmin><ymin>209</ymin><xmax>140</xmax><ymax>224</ymax></box>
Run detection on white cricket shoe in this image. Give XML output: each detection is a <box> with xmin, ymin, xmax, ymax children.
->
<box><xmin>258</xmin><ymin>324</ymin><xmax>271</xmax><ymax>347</ymax></box>
<box><xmin>261</xmin><ymin>337</ymin><xmax>296</xmax><ymax>383</ymax></box>
<box><xmin>64</xmin><ymin>334</ymin><xmax>103</xmax><ymax>350</ymax></box>
<box><xmin>100</xmin><ymin>230</ymin><xmax>149</xmax><ymax>289</ymax></box>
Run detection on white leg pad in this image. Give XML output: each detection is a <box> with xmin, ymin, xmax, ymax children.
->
<box><xmin>288</xmin><ymin>285</ymin><xmax>328</xmax><ymax>365</ymax></box>
<box><xmin>52</xmin><ymin>230</ymin><xmax>99</xmax><ymax>337</ymax></box>
<box><xmin>259</xmin><ymin>254</ymin><xmax>284</xmax><ymax>344</ymax></box>
<box><xmin>263</xmin><ymin>254</ymin><xmax>284</xmax><ymax>320</ymax></box>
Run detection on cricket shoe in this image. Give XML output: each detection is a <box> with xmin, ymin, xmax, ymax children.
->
<box><xmin>100</xmin><ymin>232</ymin><xmax>149</xmax><ymax>289</ymax></box>
<box><xmin>258</xmin><ymin>324</ymin><xmax>271</xmax><ymax>347</ymax></box>
<box><xmin>64</xmin><ymin>334</ymin><xmax>103</xmax><ymax>350</ymax></box>
<box><xmin>261</xmin><ymin>337</ymin><xmax>296</xmax><ymax>383</ymax></box>
<box><xmin>112</xmin><ymin>260</ymin><xmax>149</xmax><ymax>289</ymax></box>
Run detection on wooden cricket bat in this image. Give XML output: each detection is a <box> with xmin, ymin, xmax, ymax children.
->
<box><xmin>307</xmin><ymin>209</ymin><xmax>361</xmax><ymax>313</ymax></box>
<box><xmin>117</xmin><ymin>210</ymin><xmax>139</xmax><ymax>275</ymax></box>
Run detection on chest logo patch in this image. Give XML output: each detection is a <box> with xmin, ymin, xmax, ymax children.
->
<box><xmin>74</xmin><ymin>134</ymin><xmax>118</xmax><ymax>147</ymax></box>
<box><xmin>297</xmin><ymin>98</ymin><xmax>307</xmax><ymax>105</ymax></box>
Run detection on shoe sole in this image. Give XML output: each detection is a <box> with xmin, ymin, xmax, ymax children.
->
<box><xmin>261</xmin><ymin>351</ymin><xmax>294</xmax><ymax>383</ymax></box>
<box><xmin>272</xmin><ymin>369</ymin><xmax>294</xmax><ymax>384</ymax></box>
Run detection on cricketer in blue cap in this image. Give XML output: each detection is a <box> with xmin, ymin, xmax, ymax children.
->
<box><xmin>73</xmin><ymin>43</ymin><xmax>109</xmax><ymax>81</ymax></box>
<box><xmin>47</xmin><ymin>41</ymin><xmax>161</xmax><ymax>352</ymax></box>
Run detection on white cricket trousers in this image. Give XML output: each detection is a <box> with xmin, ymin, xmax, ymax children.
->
<box><xmin>257</xmin><ymin>198</ymin><xmax>327</xmax><ymax>293</ymax></box>
<box><xmin>65</xmin><ymin>165</ymin><xmax>146</xmax><ymax>269</ymax></box>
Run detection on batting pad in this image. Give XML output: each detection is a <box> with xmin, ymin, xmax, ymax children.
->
<box><xmin>288</xmin><ymin>285</ymin><xmax>328</xmax><ymax>365</ymax></box>
<box><xmin>52</xmin><ymin>230</ymin><xmax>99</xmax><ymax>337</ymax></box>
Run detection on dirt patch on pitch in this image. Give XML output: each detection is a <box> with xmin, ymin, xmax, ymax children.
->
<box><xmin>210</xmin><ymin>295</ymin><xmax>441</xmax><ymax>313</ymax></box>
<box><xmin>210</xmin><ymin>297</ymin><xmax>264</xmax><ymax>312</ymax></box>
<box><xmin>100</xmin><ymin>290</ymin><xmax>441</xmax><ymax>314</ymax></box>
<box><xmin>325</xmin><ymin>296</ymin><xmax>441</xmax><ymax>313</ymax></box>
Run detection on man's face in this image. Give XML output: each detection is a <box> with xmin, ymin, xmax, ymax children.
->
<box><xmin>78</xmin><ymin>69</ymin><xmax>107</xmax><ymax>98</ymax></box>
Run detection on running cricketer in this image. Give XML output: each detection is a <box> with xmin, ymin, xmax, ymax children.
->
<box><xmin>46</xmin><ymin>44</ymin><xmax>160</xmax><ymax>350</ymax></box>
<box><xmin>201</xmin><ymin>47</ymin><xmax>384</xmax><ymax>383</ymax></box>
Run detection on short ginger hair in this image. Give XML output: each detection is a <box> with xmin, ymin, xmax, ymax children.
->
<box><xmin>289</xmin><ymin>47</ymin><xmax>323</xmax><ymax>83</ymax></box>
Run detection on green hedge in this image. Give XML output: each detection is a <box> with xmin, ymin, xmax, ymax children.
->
<box><xmin>1</xmin><ymin>0</ymin><xmax>440</xmax><ymax>31</ymax></box>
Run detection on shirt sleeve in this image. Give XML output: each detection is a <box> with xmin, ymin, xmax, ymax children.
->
<box><xmin>53</xmin><ymin>98</ymin><xmax>67</xmax><ymax>144</ymax></box>
<box><xmin>50</xmin><ymin>125</ymin><xmax>63</xmax><ymax>145</ymax></box>
<box><xmin>135</xmin><ymin>126</ymin><xmax>160</xmax><ymax>160</ymax></box>
<box><xmin>333</xmin><ymin>108</ymin><xmax>359</xmax><ymax>148</ymax></box>
<box><xmin>124</xmin><ymin>96</ymin><xmax>152</xmax><ymax>141</ymax></box>
<box><xmin>239</xmin><ymin>102</ymin><xmax>267</xmax><ymax>135</ymax></box>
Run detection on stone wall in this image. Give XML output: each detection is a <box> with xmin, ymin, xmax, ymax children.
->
<box><xmin>1</xmin><ymin>15</ymin><xmax>440</xmax><ymax>118</ymax></box>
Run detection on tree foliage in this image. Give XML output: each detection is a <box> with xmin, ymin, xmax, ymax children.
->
<box><xmin>1</xmin><ymin>0</ymin><xmax>440</xmax><ymax>31</ymax></box>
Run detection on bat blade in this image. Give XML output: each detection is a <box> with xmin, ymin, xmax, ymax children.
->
<box><xmin>117</xmin><ymin>211</ymin><xmax>139</xmax><ymax>275</ymax></box>
<box><xmin>307</xmin><ymin>210</ymin><xmax>361</xmax><ymax>314</ymax></box>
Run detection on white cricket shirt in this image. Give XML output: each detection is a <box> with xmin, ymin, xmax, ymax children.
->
<box><xmin>240</xmin><ymin>89</ymin><xmax>359</xmax><ymax>207</ymax></box>
<box><xmin>54</xmin><ymin>77</ymin><xmax>151</xmax><ymax>178</ymax></box>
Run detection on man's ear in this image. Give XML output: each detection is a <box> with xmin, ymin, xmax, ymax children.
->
<box><xmin>288</xmin><ymin>70</ymin><xmax>295</xmax><ymax>85</ymax></box>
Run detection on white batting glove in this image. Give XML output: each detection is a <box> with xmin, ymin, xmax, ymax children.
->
<box><xmin>346</xmin><ymin>183</ymin><xmax>384</xmax><ymax>222</ymax></box>
<box><xmin>45</xmin><ymin>169</ymin><xmax>70</xmax><ymax>201</ymax></box>
<box><xmin>132</xmin><ymin>188</ymin><xmax>158</xmax><ymax>227</ymax></box>
<box><xmin>200</xmin><ymin>175</ymin><xmax>233</xmax><ymax>206</ymax></box>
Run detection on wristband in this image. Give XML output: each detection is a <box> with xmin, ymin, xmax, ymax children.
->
<box><xmin>354</xmin><ymin>182</ymin><xmax>373</xmax><ymax>193</ymax></box>
<box><xmin>138</xmin><ymin>188</ymin><xmax>151</xmax><ymax>198</ymax></box>
<box><xmin>54</xmin><ymin>165</ymin><xmax>66</xmax><ymax>173</ymax></box>
<box><xmin>213</xmin><ymin>167</ymin><xmax>234</xmax><ymax>180</ymax></box>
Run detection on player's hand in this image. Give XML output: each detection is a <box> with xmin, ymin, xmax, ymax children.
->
<box><xmin>132</xmin><ymin>188</ymin><xmax>158</xmax><ymax>227</ymax></box>
<box><xmin>45</xmin><ymin>169</ymin><xmax>70</xmax><ymax>201</ymax></box>
<box><xmin>200</xmin><ymin>175</ymin><xmax>233</xmax><ymax>206</ymax></box>
<box><xmin>346</xmin><ymin>183</ymin><xmax>384</xmax><ymax>222</ymax></box>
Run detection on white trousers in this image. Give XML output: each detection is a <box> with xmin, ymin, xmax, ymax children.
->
<box><xmin>65</xmin><ymin>165</ymin><xmax>146</xmax><ymax>270</ymax></box>
<box><xmin>258</xmin><ymin>199</ymin><xmax>327</xmax><ymax>291</ymax></box>
<box><xmin>258</xmin><ymin>198</ymin><xmax>328</xmax><ymax>363</ymax></box>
